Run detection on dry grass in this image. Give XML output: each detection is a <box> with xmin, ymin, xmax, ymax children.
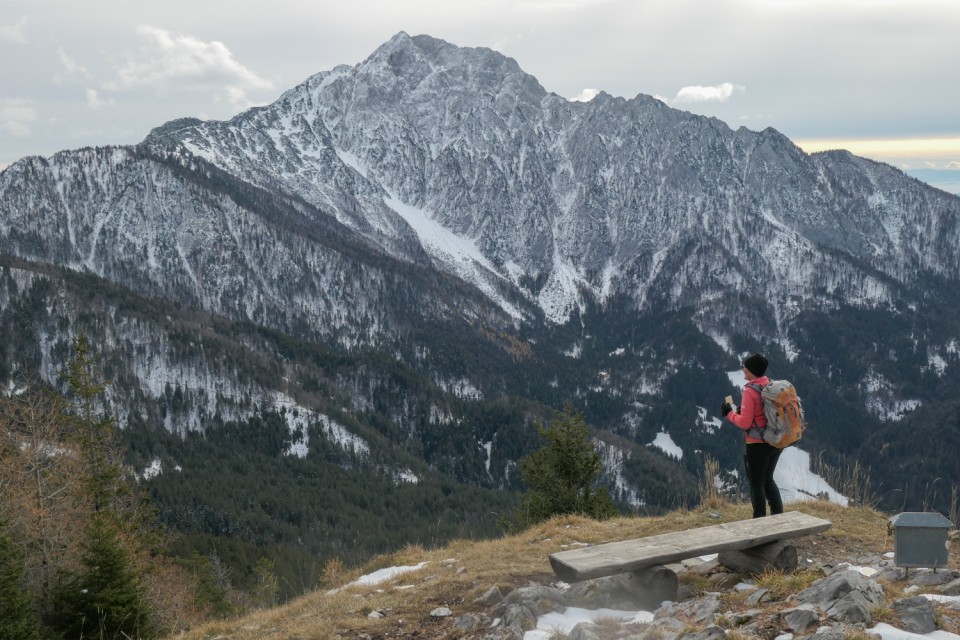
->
<box><xmin>168</xmin><ymin>500</ymin><xmax>899</xmax><ymax>640</ymax></box>
<box><xmin>843</xmin><ymin>628</ymin><xmax>880</xmax><ymax>640</ymax></box>
<box><xmin>754</xmin><ymin>568</ymin><xmax>821</xmax><ymax>601</ymax></box>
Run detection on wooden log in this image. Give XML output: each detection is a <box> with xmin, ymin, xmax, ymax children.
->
<box><xmin>616</xmin><ymin>565</ymin><xmax>679</xmax><ymax>609</ymax></box>
<box><xmin>549</xmin><ymin>511</ymin><xmax>830</xmax><ymax>582</ymax></box>
<box><xmin>718</xmin><ymin>540</ymin><xmax>798</xmax><ymax>574</ymax></box>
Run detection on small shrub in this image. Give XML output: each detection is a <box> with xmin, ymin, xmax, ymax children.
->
<box><xmin>321</xmin><ymin>557</ymin><xmax>345</xmax><ymax>587</ymax></box>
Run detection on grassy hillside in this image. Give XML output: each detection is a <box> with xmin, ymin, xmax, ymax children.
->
<box><xmin>169</xmin><ymin>500</ymin><xmax>910</xmax><ymax>640</ymax></box>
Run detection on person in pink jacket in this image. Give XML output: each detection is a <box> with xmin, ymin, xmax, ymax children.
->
<box><xmin>721</xmin><ymin>353</ymin><xmax>784</xmax><ymax>518</ymax></box>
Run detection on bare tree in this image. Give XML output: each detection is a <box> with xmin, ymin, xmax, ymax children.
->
<box><xmin>0</xmin><ymin>383</ymin><xmax>90</xmax><ymax>604</ymax></box>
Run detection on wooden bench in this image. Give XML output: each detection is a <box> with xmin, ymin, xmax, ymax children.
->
<box><xmin>549</xmin><ymin>511</ymin><xmax>832</xmax><ymax>601</ymax></box>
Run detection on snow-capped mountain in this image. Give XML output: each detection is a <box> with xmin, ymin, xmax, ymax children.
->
<box><xmin>149</xmin><ymin>32</ymin><xmax>959</xmax><ymax>332</ymax></box>
<box><xmin>2</xmin><ymin>32</ymin><xmax>960</xmax><ymax>563</ymax></box>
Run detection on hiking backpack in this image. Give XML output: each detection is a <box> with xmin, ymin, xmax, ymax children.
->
<box><xmin>745</xmin><ymin>380</ymin><xmax>806</xmax><ymax>448</ymax></box>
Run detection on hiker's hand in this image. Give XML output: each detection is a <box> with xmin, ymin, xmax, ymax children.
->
<box><xmin>721</xmin><ymin>402</ymin><xmax>733</xmax><ymax>417</ymax></box>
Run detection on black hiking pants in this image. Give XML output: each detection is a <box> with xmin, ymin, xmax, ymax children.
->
<box><xmin>745</xmin><ymin>442</ymin><xmax>784</xmax><ymax>518</ymax></box>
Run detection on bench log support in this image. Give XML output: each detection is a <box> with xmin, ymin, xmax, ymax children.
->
<box><xmin>718</xmin><ymin>540</ymin><xmax>798</xmax><ymax>574</ymax></box>
<box><xmin>617</xmin><ymin>564</ymin><xmax>679</xmax><ymax>609</ymax></box>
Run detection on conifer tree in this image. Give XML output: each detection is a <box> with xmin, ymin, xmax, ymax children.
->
<box><xmin>0</xmin><ymin>520</ymin><xmax>41</xmax><ymax>640</ymax></box>
<box><xmin>510</xmin><ymin>404</ymin><xmax>618</xmax><ymax>530</ymax></box>
<box><xmin>64</xmin><ymin>334</ymin><xmax>122</xmax><ymax>513</ymax></box>
<box><xmin>50</xmin><ymin>512</ymin><xmax>154</xmax><ymax>639</ymax></box>
<box><xmin>48</xmin><ymin>335</ymin><xmax>157</xmax><ymax>638</ymax></box>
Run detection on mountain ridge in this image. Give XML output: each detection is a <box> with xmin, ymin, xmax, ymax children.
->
<box><xmin>136</xmin><ymin>32</ymin><xmax>960</xmax><ymax>333</ymax></box>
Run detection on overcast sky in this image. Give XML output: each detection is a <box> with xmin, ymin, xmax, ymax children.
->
<box><xmin>2</xmin><ymin>0</ymin><xmax>959</xmax><ymax>186</ymax></box>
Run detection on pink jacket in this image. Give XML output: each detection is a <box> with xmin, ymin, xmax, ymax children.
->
<box><xmin>726</xmin><ymin>376</ymin><xmax>769</xmax><ymax>443</ymax></box>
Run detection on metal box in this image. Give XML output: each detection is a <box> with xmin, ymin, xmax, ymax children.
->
<box><xmin>888</xmin><ymin>512</ymin><xmax>953</xmax><ymax>569</ymax></box>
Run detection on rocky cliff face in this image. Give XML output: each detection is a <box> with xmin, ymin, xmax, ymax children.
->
<box><xmin>146</xmin><ymin>32</ymin><xmax>959</xmax><ymax>334</ymax></box>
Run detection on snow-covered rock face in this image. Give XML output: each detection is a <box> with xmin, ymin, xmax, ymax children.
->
<box><xmin>138</xmin><ymin>32</ymin><xmax>959</xmax><ymax>328</ymax></box>
<box><xmin>3</xmin><ymin>32</ymin><xmax>957</xmax><ymax>333</ymax></box>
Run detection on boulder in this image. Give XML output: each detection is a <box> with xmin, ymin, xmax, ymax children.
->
<box><xmin>680</xmin><ymin>625</ymin><xmax>728</xmax><ymax>640</ymax></box>
<box><xmin>501</xmin><ymin>604</ymin><xmax>536</xmax><ymax>638</ymax></box>
<box><xmin>494</xmin><ymin>585</ymin><xmax>566</xmax><ymax>617</ymax></box>
<box><xmin>893</xmin><ymin>596</ymin><xmax>937</xmax><ymax>634</ymax></box>
<box><xmin>909</xmin><ymin>570</ymin><xmax>960</xmax><ymax>587</ymax></box>
<box><xmin>476</xmin><ymin>586</ymin><xmax>504</xmax><ymax>606</ymax></box>
<box><xmin>825</xmin><ymin>591</ymin><xmax>873</xmax><ymax>624</ymax></box>
<box><xmin>783</xmin><ymin>605</ymin><xmax>820</xmax><ymax>633</ymax></box>
<box><xmin>797</xmin><ymin>570</ymin><xmax>885</xmax><ymax>608</ymax></box>
<box><xmin>655</xmin><ymin>593</ymin><xmax>721</xmax><ymax>624</ymax></box>
<box><xmin>939</xmin><ymin>578</ymin><xmax>960</xmax><ymax>596</ymax></box>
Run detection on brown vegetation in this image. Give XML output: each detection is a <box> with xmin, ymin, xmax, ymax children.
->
<box><xmin>169</xmin><ymin>500</ymin><xmax>905</xmax><ymax>640</ymax></box>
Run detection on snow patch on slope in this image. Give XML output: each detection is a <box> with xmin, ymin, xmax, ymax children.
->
<box><xmin>649</xmin><ymin>430</ymin><xmax>683</xmax><ymax>460</ymax></box>
<box><xmin>383</xmin><ymin>194</ymin><xmax>525</xmax><ymax>320</ymax></box>
<box><xmin>776</xmin><ymin>447</ymin><xmax>849</xmax><ymax>506</ymax></box>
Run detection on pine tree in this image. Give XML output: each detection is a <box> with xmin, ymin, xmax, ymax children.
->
<box><xmin>0</xmin><ymin>520</ymin><xmax>41</xmax><ymax>640</ymax></box>
<box><xmin>510</xmin><ymin>404</ymin><xmax>618</xmax><ymax>530</ymax></box>
<box><xmin>47</xmin><ymin>336</ymin><xmax>157</xmax><ymax>638</ymax></box>
<box><xmin>64</xmin><ymin>334</ymin><xmax>122</xmax><ymax>513</ymax></box>
<box><xmin>50</xmin><ymin>512</ymin><xmax>154</xmax><ymax>639</ymax></box>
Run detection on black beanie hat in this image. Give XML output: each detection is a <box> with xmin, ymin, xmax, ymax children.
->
<box><xmin>743</xmin><ymin>353</ymin><xmax>768</xmax><ymax>377</ymax></box>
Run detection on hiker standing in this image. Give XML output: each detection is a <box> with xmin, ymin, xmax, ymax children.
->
<box><xmin>721</xmin><ymin>353</ymin><xmax>784</xmax><ymax>518</ymax></box>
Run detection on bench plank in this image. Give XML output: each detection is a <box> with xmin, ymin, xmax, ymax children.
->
<box><xmin>549</xmin><ymin>511</ymin><xmax>831</xmax><ymax>582</ymax></box>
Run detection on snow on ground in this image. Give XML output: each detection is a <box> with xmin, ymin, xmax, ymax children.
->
<box><xmin>140</xmin><ymin>458</ymin><xmax>163</xmax><ymax>480</ymax></box>
<box><xmin>342</xmin><ymin>562</ymin><xmax>430</xmax><ymax>590</ymax></box>
<box><xmin>482</xmin><ymin>441</ymin><xmax>493</xmax><ymax>473</ymax></box>
<box><xmin>928</xmin><ymin>352</ymin><xmax>948</xmax><ymax>376</ymax></box>
<box><xmin>525</xmin><ymin>607</ymin><xmax>654</xmax><ymax>639</ymax></box>
<box><xmin>727</xmin><ymin>368</ymin><xmax>748</xmax><ymax>389</ymax></box>
<box><xmin>706</xmin><ymin>331</ymin><xmax>734</xmax><ymax>355</ymax></box>
<box><xmin>923</xmin><ymin>595</ymin><xmax>960</xmax><ymax>606</ymax></box>
<box><xmin>870</xmin><ymin>623</ymin><xmax>960</xmax><ymax>640</ymax></box>
<box><xmin>395</xmin><ymin>469</ymin><xmax>419</xmax><ymax>484</ymax></box>
<box><xmin>775</xmin><ymin>447</ymin><xmax>849</xmax><ymax>506</ymax></box>
<box><xmin>697</xmin><ymin>406</ymin><xmax>723</xmax><ymax>434</ymax></box>
<box><xmin>649</xmin><ymin>430</ymin><xmax>683</xmax><ymax>460</ymax></box>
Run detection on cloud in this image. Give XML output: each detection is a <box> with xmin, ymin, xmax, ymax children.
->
<box><xmin>671</xmin><ymin>82</ymin><xmax>744</xmax><ymax>104</ymax></box>
<box><xmin>569</xmin><ymin>88</ymin><xmax>600</xmax><ymax>102</ymax></box>
<box><xmin>109</xmin><ymin>26</ymin><xmax>274</xmax><ymax>108</ymax></box>
<box><xmin>85</xmin><ymin>89</ymin><xmax>113</xmax><ymax>110</ymax></box>
<box><xmin>57</xmin><ymin>48</ymin><xmax>89</xmax><ymax>78</ymax></box>
<box><xmin>0</xmin><ymin>16</ymin><xmax>27</xmax><ymax>43</ymax></box>
<box><xmin>0</xmin><ymin>98</ymin><xmax>38</xmax><ymax>137</ymax></box>
<box><xmin>53</xmin><ymin>47</ymin><xmax>91</xmax><ymax>84</ymax></box>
